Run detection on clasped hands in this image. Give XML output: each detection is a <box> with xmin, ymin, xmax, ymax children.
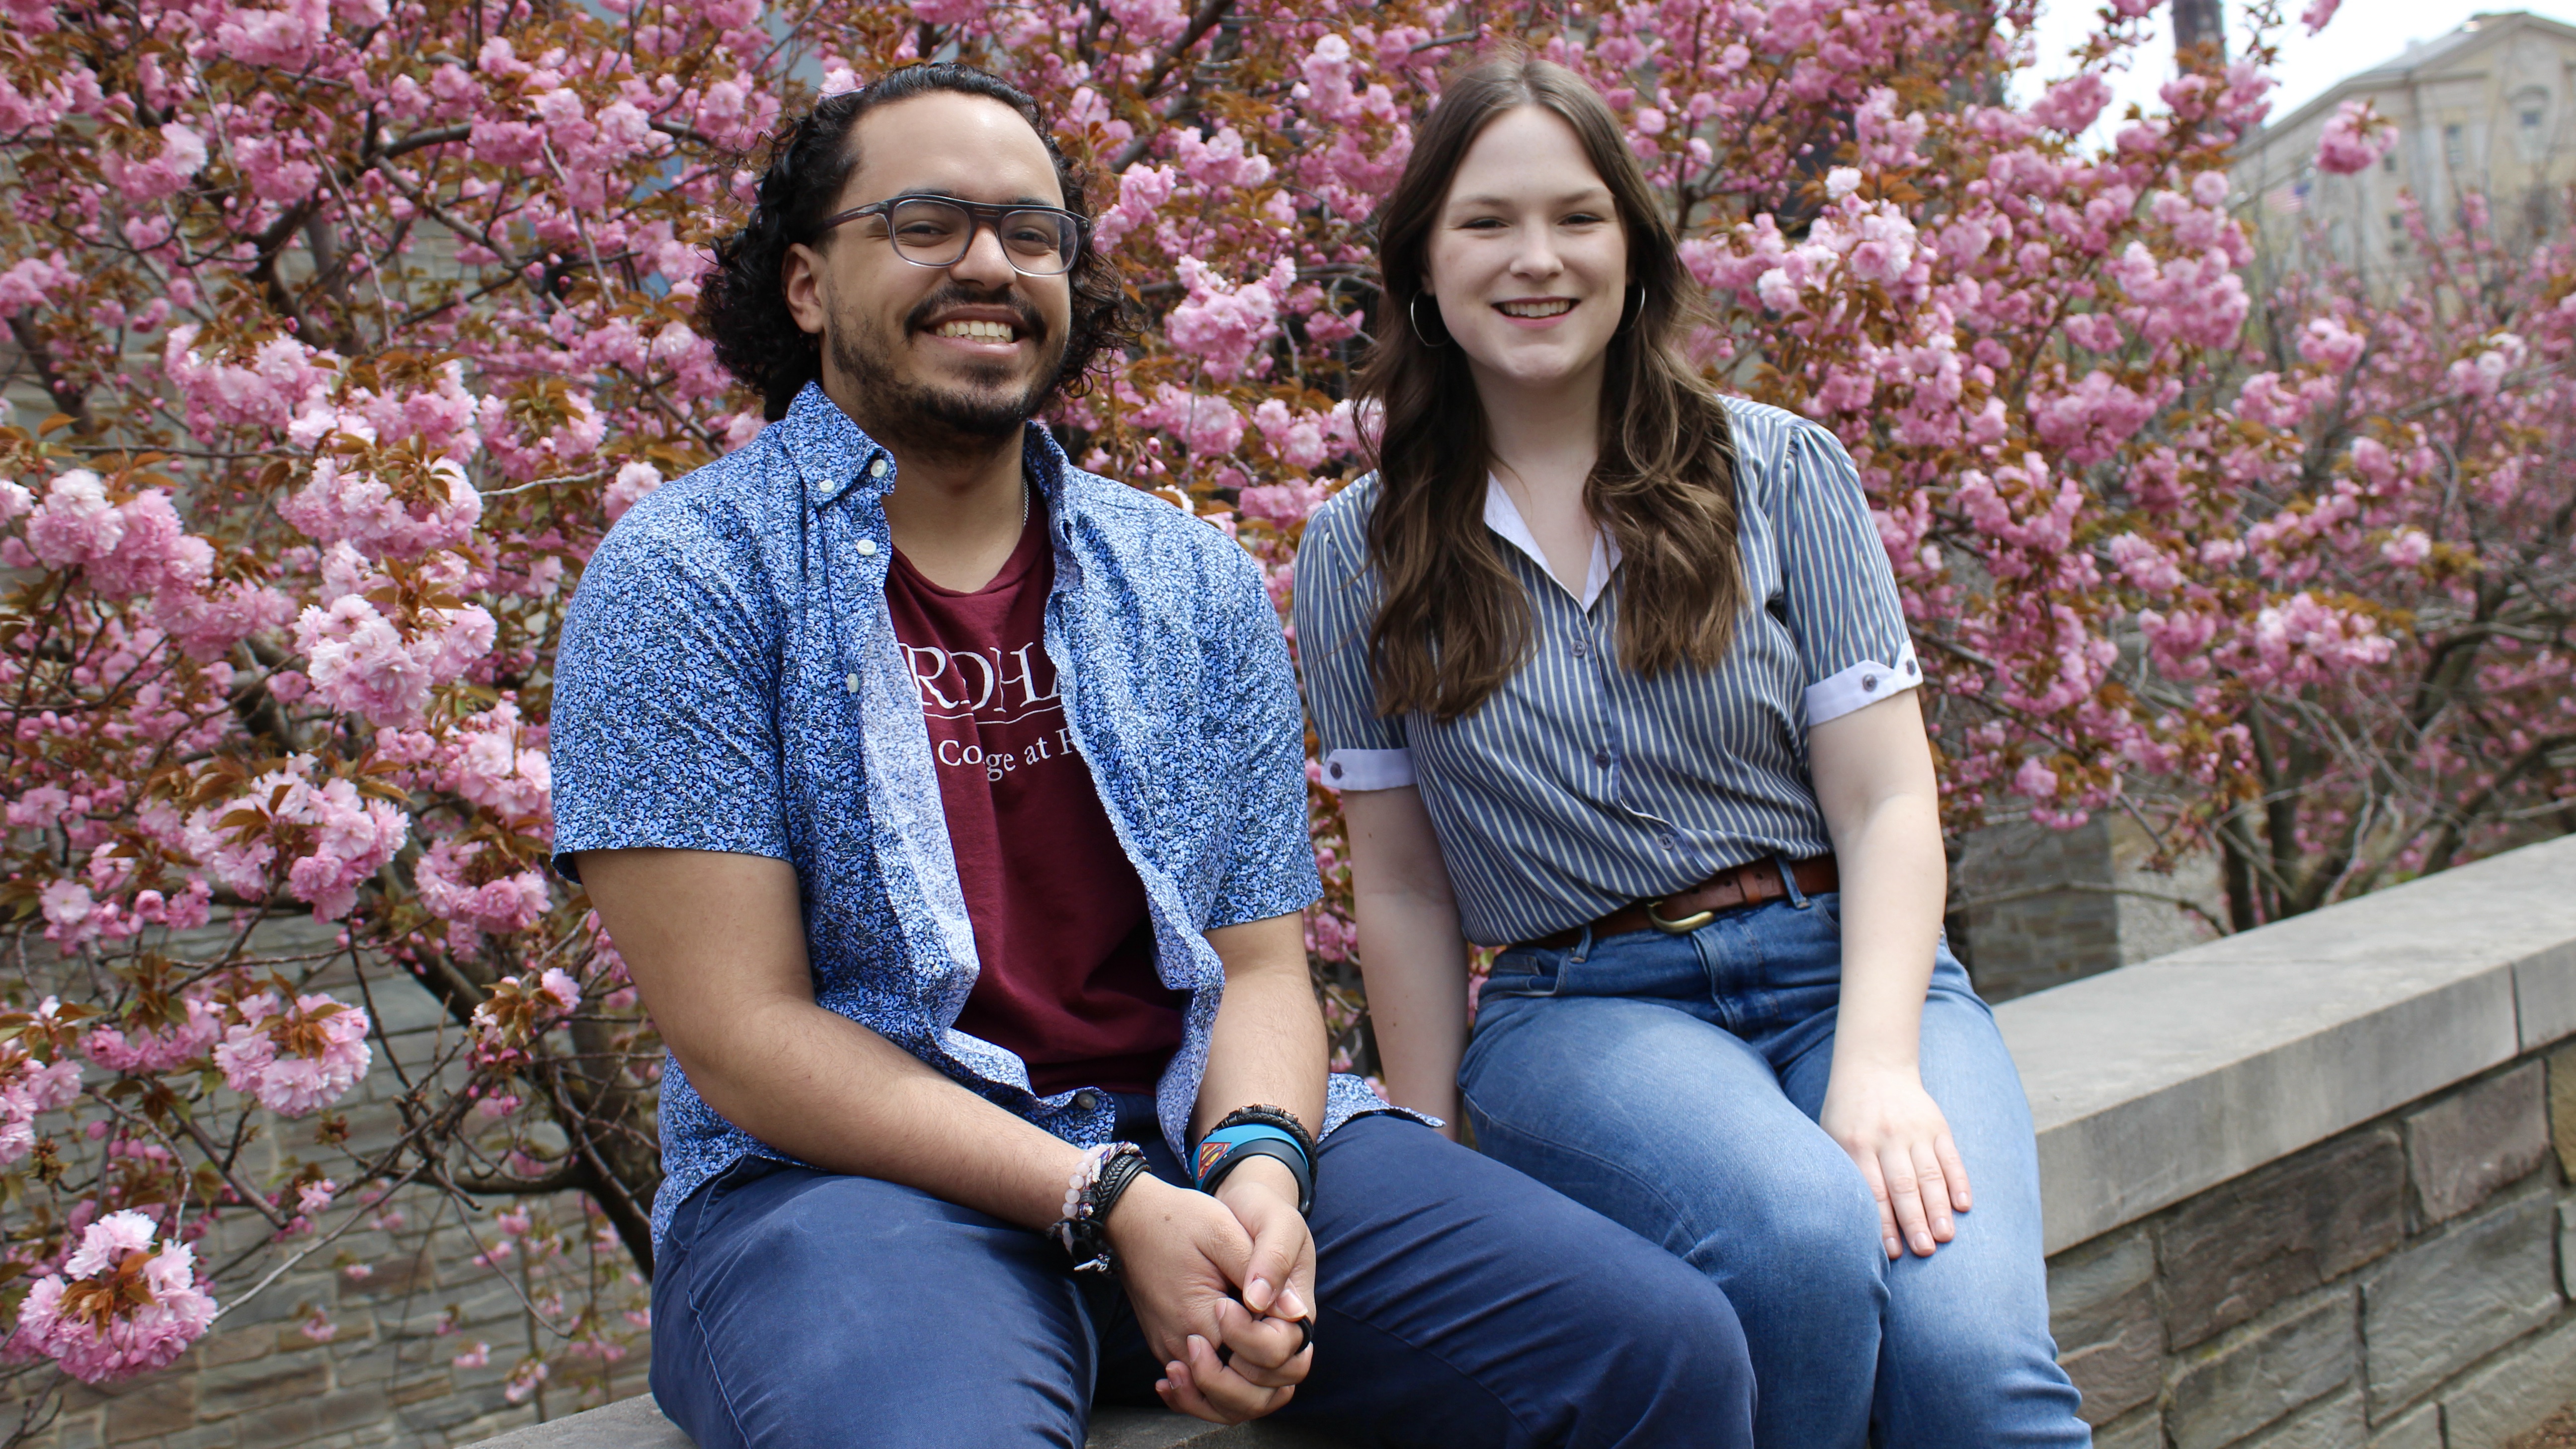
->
<box><xmin>1102</xmin><ymin>1155</ymin><xmax>1317</xmax><ymax>1424</ymax></box>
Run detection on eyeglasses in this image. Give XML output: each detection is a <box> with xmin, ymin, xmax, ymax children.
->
<box><xmin>812</xmin><ymin>196</ymin><xmax>1090</xmax><ymax>277</ymax></box>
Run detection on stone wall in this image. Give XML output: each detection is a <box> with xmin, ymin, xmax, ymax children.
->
<box><xmin>2005</xmin><ymin>832</ymin><xmax>2576</xmax><ymax>1449</ymax></box>
<box><xmin>2047</xmin><ymin>1053</ymin><xmax>2576</xmax><ymax>1449</ymax></box>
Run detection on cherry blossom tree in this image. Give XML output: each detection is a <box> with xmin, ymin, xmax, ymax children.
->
<box><xmin>1</xmin><ymin>0</ymin><xmax>2567</xmax><ymax>1428</ymax></box>
<box><xmin>2169</xmin><ymin>199</ymin><xmax>2576</xmax><ymax>925</ymax></box>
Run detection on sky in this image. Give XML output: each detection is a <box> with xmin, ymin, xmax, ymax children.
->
<box><xmin>2020</xmin><ymin>0</ymin><xmax>2576</xmax><ymax>134</ymax></box>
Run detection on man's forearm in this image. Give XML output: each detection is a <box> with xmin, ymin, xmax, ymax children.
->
<box><xmin>699</xmin><ymin>996</ymin><xmax>1086</xmax><ymax>1229</ymax></box>
<box><xmin>1194</xmin><ymin>914</ymin><xmax>1329</xmax><ymax>1141</ymax></box>
<box><xmin>580</xmin><ymin>848</ymin><xmax>1083</xmax><ymax>1231</ymax></box>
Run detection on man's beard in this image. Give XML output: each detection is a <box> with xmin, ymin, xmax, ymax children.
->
<box><xmin>829</xmin><ymin>284</ymin><xmax>1069</xmax><ymax>463</ymax></box>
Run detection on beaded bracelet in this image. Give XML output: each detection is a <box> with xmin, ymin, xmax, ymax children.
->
<box><xmin>1052</xmin><ymin>1142</ymin><xmax>1147</xmax><ymax>1276</ymax></box>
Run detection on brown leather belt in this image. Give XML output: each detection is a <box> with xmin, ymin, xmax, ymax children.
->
<box><xmin>1513</xmin><ymin>855</ymin><xmax>1840</xmax><ymax>953</ymax></box>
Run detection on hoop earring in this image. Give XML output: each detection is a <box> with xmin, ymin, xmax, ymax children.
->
<box><xmin>1408</xmin><ymin>294</ymin><xmax>1449</xmax><ymax>349</ymax></box>
<box><xmin>1617</xmin><ymin>282</ymin><xmax>1647</xmax><ymax>334</ymax></box>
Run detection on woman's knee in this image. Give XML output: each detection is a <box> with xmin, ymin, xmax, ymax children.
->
<box><xmin>1687</xmin><ymin>1155</ymin><xmax>1886</xmax><ymax>1295</ymax></box>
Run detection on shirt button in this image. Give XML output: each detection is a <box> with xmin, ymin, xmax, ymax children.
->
<box><xmin>1571</xmin><ymin>638</ymin><xmax>1591</xmax><ymax>658</ymax></box>
<box><xmin>1594</xmin><ymin>748</ymin><xmax>1614</xmax><ymax>769</ymax></box>
<box><xmin>1072</xmin><ymin>1090</ymin><xmax>1099</xmax><ymax>1111</ymax></box>
<box><xmin>845</xmin><ymin>673</ymin><xmax>860</xmax><ymax>694</ymax></box>
<box><xmin>870</xmin><ymin>458</ymin><xmax>888</xmax><ymax>478</ymax></box>
<box><xmin>856</xmin><ymin>538</ymin><xmax>878</xmax><ymax>557</ymax></box>
<box><xmin>1905</xmin><ymin>658</ymin><xmax>1918</xmax><ymax>676</ymax></box>
<box><xmin>1862</xmin><ymin>674</ymin><xmax>1879</xmax><ymax>692</ymax></box>
<box><xmin>1329</xmin><ymin>761</ymin><xmax>1344</xmax><ymax>780</ymax></box>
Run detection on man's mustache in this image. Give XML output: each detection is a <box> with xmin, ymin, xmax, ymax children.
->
<box><xmin>904</xmin><ymin>286</ymin><xmax>1049</xmax><ymax>345</ymax></box>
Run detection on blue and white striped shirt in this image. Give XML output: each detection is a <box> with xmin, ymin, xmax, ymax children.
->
<box><xmin>1292</xmin><ymin>397</ymin><xmax>1918</xmax><ymax>948</ymax></box>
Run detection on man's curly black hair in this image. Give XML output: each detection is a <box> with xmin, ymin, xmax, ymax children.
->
<box><xmin>699</xmin><ymin>63</ymin><xmax>1133</xmax><ymax>422</ymax></box>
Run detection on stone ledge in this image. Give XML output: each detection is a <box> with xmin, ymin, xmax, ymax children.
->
<box><xmin>467</xmin><ymin>1396</ymin><xmax>1350</xmax><ymax>1448</ymax></box>
<box><xmin>1998</xmin><ymin>834</ymin><xmax>2576</xmax><ymax>1253</ymax></box>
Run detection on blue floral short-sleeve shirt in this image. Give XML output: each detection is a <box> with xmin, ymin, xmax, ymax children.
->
<box><xmin>552</xmin><ymin>383</ymin><xmax>1394</xmax><ymax>1245</ymax></box>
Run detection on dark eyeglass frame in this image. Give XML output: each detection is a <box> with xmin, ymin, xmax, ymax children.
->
<box><xmin>810</xmin><ymin>195</ymin><xmax>1092</xmax><ymax>277</ymax></box>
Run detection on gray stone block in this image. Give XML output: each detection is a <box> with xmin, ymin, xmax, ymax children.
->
<box><xmin>133</xmin><ymin>1423</ymin><xmax>239</xmax><ymax>1449</ymax></box>
<box><xmin>2518</xmin><ymin>939</ymin><xmax>2576</xmax><ymax>1052</ymax></box>
<box><xmin>196</xmin><ymin>1354</ymin><xmax>332</xmax><ymax>1419</ymax></box>
<box><xmin>2168</xmin><ymin>1291</ymin><xmax>2357</xmax><ymax>1449</ymax></box>
<box><xmin>230</xmin><ymin>1384</ymin><xmax>392</xmax><ymax>1447</ymax></box>
<box><xmin>460</xmin><ymin>1397</ymin><xmax>1359</xmax><ymax>1448</ymax></box>
<box><xmin>2158</xmin><ymin>1126</ymin><xmax>2405</xmax><ymax>1348</ymax></box>
<box><xmin>2552</xmin><ymin>1045</ymin><xmax>2576</xmax><ymax>1180</ymax></box>
<box><xmin>2240</xmin><ymin>1386</ymin><xmax>2363</xmax><ymax>1449</ymax></box>
<box><xmin>2091</xmin><ymin>1404</ymin><xmax>2166</xmax><ymax>1449</ymax></box>
<box><xmin>2362</xmin><ymin>1193</ymin><xmax>2563</xmax><ymax>1417</ymax></box>
<box><xmin>2564</xmin><ymin>1199</ymin><xmax>2576</xmax><ymax>1302</ymax></box>
<box><xmin>2407</xmin><ymin>1063</ymin><xmax>2551</xmax><ymax>1223</ymax></box>
<box><xmin>2367</xmin><ymin>1400</ymin><xmax>2442</xmax><ymax>1449</ymax></box>
<box><xmin>101</xmin><ymin>1372</ymin><xmax>196</xmax><ymax>1441</ymax></box>
<box><xmin>468</xmin><ymin>1395</ymin><xmax>685</xmax><ymax>1449</ymax></box>
<box><xmin>2050</xmin><ymin>1225</ymin><xmax>2166</xmax><ymax>1424</ymax></box>
<box><xmin>2441</xmin><ymin>1314</ymin><xmax>2576</xmax><ymax>1449</ymax></box>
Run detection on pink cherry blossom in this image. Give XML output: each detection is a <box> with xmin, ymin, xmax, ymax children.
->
<box><xmin>9</xmin><ymin>1214</ymin><xmax>216</xmax><ymax>1383</ymax></box>
<box><xmin>2315</xmin><ymin>99</ymin><xmax>2394</xmax><ymax>175</ymax></box>
<box><xmin>212</xmin><ymin>992</ymin><xmax>373</xmax><ymax>1116</ymax></box>
<box><xmin>416</xmin><ymin>838</ymin><xmax>553</xmax><ymax>938</ymax></box>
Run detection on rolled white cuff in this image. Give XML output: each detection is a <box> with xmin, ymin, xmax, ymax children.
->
<box><xmin>1804</xmin><ymin>642</ymin><xmax>1922</xmax><ymax>726</ymax></box>
<box><xmin>1321</xmin><ymin>747</ymin><xmax>1416</xmax><ymax>792</ymax></box>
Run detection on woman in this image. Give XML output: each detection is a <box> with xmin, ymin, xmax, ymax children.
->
<box><xmin>1291</xmin><ymin>54</ymin><xmax>2090</xmax><ymax>1449</ymax></box>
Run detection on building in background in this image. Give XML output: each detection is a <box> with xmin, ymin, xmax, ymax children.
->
<box><xmin>2233</xmin><ymin>11</ymin><xmax>2576</xmax><ymax>277</ymax></box>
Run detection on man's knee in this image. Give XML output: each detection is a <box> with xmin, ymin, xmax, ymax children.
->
<box><xmin>1564</xmin><ymin>1238</ymin><xmax>1759</xmax><ymax>1432</ymax></box>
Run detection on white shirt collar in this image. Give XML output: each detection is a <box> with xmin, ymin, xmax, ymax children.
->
<box><xmin>1482</xmin><ymin>476</ymin><xmax>1622</xmax><ymax>610</ymax></box>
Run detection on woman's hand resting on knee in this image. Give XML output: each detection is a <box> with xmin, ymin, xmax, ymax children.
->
<box><xmin>1820</xmin><ymin>1064</ymin><xmax>1973</xmax><ymax>1260</ymax></box>
<box><xmin>1105</xmin><ymin>1166</ymin><xmax>1317</xmax><ymax>1424</ymax></box>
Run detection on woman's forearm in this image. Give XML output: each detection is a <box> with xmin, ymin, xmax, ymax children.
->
<box><xmin>1341</xmin><ymin>786</ymin><xmax>1474</xmax><ymax>1128</ymax></box>
<box><xmin>1807</xmin><ymin>691</ymin><xmax>1948</xmax><ymax>1078</ymax></box>
<box><xmin>1353</xmin><ymin>886</ymin><xmax>1474</xmax><ymax>1126</ymax></box>
<box><xmin>1825</xmin><ymin>789</ymin><xmax>1946</xmax><ymax>1077</ymax></box>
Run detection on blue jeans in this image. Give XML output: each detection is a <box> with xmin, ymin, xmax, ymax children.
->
<box><xmin>649</xmin><ymin>1102</ymin><xmax>1756</xmax><ymax>1448</ymax></box>
<box><xmin>1461</xmin><ymin>891</ymin><xmax>2088</xmax><ymax>1449</ymax></box>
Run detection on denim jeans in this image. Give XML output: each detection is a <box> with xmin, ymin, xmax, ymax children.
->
<box><xmin>1461</xmin><ymin>890</ymin><xmax>2089</xmax><ymax>1449</ymax></box>
<box><xmin>649</xmin><ymin>1101</ymin><xmax>1756</xmax><ymax>1448</ymax></box>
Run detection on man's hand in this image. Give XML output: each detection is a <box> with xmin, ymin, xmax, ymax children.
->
<box><xmin>1105</xmin><ymin>1171</ymin><xmax>1314</xmax><ymax>1424</ymax></box>
<box><xmin>1208</xmin><ymin>1157</ymin><xmax>1316</xmax><ymax>1373</ymax></box>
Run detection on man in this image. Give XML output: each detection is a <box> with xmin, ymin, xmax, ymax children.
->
<box><xmin>552</xmin><ymin>63</ymin><xmax>1756</xmax><ymax>1448</ymax></box>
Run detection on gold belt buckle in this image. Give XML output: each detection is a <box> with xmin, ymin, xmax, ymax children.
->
<box><xmin>1645</xmin><ymin>897</ymin><xmax>1716</xmax><ymax>934</ymax></box>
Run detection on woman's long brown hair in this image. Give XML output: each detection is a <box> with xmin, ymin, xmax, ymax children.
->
<box><xmin>1358</xmin><ymin>55</ymin><xmax>1744</xmax><ymax>722</ymax></box>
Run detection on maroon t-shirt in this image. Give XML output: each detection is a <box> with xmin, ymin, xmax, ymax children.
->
<box><xmin>884</xmin><ymin>510</ymin><xmax>1186</xmax><ymax>1096</ymax></box>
